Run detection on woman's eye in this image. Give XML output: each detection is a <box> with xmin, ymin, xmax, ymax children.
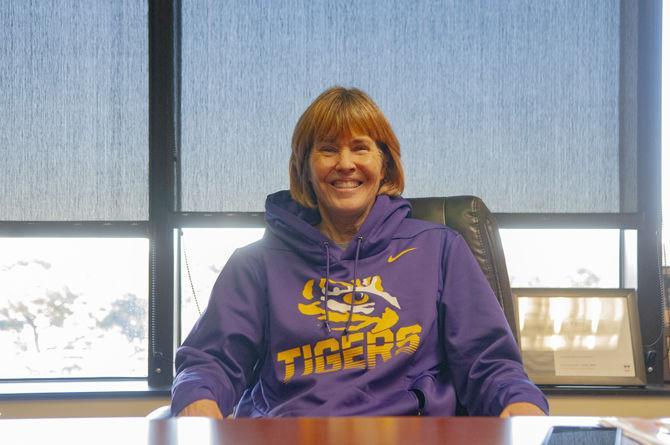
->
<box><xmin>320</xmin><ymin>145</ymin><xmax>337</xmax><ymax>153</ymax></box>
<box><xmin>354</xmin><ymin>145</ymin><xmax>369</xmax><ymax>152</ymax></box>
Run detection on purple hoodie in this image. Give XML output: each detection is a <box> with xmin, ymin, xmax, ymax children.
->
<box><xmin>171</xmin><ymin>190</ymin><xmax>548</xmax><ymax>416</ymax></box>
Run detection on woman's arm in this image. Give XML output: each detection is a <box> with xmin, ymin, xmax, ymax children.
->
<box><xmin>171</xmin><ymin>248</ymin><xmax>267</xmax><ymax>417</ymax></box>
<box><xmin>440</xmin><ymin>234</ymin><xmax>548</xmax><ymax>416</ymax></box>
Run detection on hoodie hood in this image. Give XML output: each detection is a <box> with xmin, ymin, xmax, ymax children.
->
<box><xmin>264</xmin><ymin>190</ymin><xmax>412</xmax><ymax>264</ymax></box>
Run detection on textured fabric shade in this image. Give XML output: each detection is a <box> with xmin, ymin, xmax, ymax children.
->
<box><xmin>180</xmin><ymin>0</ymin><xmax>636</xmax><ymax>214</ymax></box>
<box><xmin>0</xmin><ymin>1</ymin><xmax>149</xmax><ymax>221</ymax></box>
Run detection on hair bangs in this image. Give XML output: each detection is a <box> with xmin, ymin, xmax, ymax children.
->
<box><xmin>311</xmin><ymin>95</ymin><xmax>382</xmax><ymax>144</ymax></box>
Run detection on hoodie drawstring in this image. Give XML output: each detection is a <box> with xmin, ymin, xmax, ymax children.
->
<box><xmin>322</xmin><ymin>236</ymin><xmax>363</xmax><ymax>335</ymax></box>
<box><xmin>344</xmin><ymin>236</ymin><xmax>363</xmax><ymax>335</ymax></box>
<box><xmin>322</xmin><ymin>242</ymin><xmax>332</xmax><ymax>332</ymax></box>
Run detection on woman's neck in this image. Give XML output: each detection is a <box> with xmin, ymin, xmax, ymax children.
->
<box><xmin>317</xmin><ymin>208</ymin><xmax>369</xmax><ymax>244</ymax></box>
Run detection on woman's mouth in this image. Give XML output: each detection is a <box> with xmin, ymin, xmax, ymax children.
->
<box><xmin>330</xmin><ymin>180</ymin><xmax>363</xmax><ymax>189</ymax></box>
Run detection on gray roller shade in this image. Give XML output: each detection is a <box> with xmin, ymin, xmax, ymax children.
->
<box><xmin>180</xmin><ymin>0</ymin><xmax>636</xmax><ymax>214</ymax></box>
<box><xmin>0</xmin><ymin>1</ymin><xmax>149</xmax><ymax>221</ymax></box>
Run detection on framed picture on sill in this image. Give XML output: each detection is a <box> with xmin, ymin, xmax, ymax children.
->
<box><xmin>511</xmin><ymin>288</ymin><xmax>646</xmax><ymax>386</ymax></box>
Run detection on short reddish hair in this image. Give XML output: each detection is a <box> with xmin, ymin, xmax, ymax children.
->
<box><xmin>289</xmin><ymin>87</ymin><xmax>404</xmax><ymax>208</ymax></box>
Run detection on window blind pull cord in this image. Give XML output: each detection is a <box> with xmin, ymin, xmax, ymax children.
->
<box><xmin>182</xmin><ymin>233</ymin><xmax>202</xmax><ymax>316</ymax></box>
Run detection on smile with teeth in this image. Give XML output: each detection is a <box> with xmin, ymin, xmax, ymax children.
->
<box><xmin>331</xmin><ymin>180</ymin><xmax>363</xmax><ymax>189</ymax></box>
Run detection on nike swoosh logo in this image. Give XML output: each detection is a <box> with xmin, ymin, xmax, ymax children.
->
<box><xmin>387</xmin><ymin>247</ymin><xmax>417</xmax><ymax>263</ymax></box>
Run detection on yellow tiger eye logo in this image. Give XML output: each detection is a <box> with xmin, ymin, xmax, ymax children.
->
<box><xmin>298</xmin><ymin>275</ymin><xmax>400</xmax><ymax>333</ymax></box>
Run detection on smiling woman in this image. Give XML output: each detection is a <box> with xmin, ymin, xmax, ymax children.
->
<box><xmin>289</xmin><ymin>88</ymin><xmax>404</xmax><ymax>210</ymax></box>
<box><xmin>289</xmin><ymin>88</ymin><xmax>404</xmax><ymax>245</ymax></box>
<box><xmin>171</xmin><ymin>87</ymin><xmax>548</xmax><ymax>419</ymax></box>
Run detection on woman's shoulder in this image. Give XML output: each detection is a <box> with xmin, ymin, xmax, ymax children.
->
<box><xmin>235</xmin><ymin>228</ymin><xmax>302</xmax><ymax>262</ymax></box>
<box><xmin>224</xmin><ymin>238</ymin><xmax>267</xmax><ymax>270</ymax></box>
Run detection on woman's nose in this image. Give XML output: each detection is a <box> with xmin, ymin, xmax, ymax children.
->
<box><xmin>335</xmin><ymin>149</ymin><xmax>355</xmax><ymax>170</ymax></box>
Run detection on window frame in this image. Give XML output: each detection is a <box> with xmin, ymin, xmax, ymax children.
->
<box><xmin>0</xmin><ymin>0</ymin><xmax>664</xmax><ymax>395</ymax></box>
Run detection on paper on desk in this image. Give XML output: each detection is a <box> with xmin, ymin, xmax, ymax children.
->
<box><xmin>601</xmin><ymin>418</ymin><xmax>670</xmax><ymax>445</ymax></box>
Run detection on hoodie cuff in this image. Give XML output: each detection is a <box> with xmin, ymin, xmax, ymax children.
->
<box><xmin>502</xmin><ymin>392</ymin><xmax>550</xmax><ymax>415</ymax></box>
<box><xmin>171</xmin><ymin>386</ymin><xmax>219</xmax><ymax>416</ymax></box>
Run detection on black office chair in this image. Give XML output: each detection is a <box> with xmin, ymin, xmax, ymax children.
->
<box><xmin>407</xmin><ymin>196</ymin><xmax>517</xmax><ymax>340</ymax></box>
<box><xmin>148</xmin><ymin>195</ymin><xmax>515</xmax><ymax>419</ymax></box>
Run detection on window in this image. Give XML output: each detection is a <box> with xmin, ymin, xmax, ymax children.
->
<box><xmin>1</xmin><ymin>1</ymin><xmax>663</xmax><ymax>390</ymax></box>
<box><xmin>174</xmin><ymin>0</ymin><xmax>663</xmax><ymax>386</ymax></box>
<box><xmin>500</xmin><ymin>229</ymin><xmax>620</xmax><ymax>288</ymax></box>
<box><xmin>0</xmin><ymin>0</ymin><xmax>149</xmax><ymax>382</ymax></box>
<box><xmin>0</xmin><ymin>238</ymin><xmax>148</xmax><ymax>378</ymax></box>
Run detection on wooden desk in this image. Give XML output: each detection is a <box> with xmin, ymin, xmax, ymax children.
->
<box><xmin>0</xmin><ymin>416</ymin><xmax>618</xmax><ymax>445</ymax></box>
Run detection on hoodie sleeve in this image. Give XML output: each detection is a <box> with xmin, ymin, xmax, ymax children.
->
<box><xmin>440</xmin><ymin>234</ymin><xmax>548</xmax><ymax>416</ymax></box>
<box><xmin>171</xmin><ymin>248</ymin><xmax>266</xmax><ymax>416</ymax></box>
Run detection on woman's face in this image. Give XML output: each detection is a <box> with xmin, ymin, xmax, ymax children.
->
<box><xmin>309</xmin><ymin>133</ymin><xmax>385</xmax><ymax>224</ymax></box>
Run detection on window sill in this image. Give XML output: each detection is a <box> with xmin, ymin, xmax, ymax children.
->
<box><xmin>541</xmin><ymin>384</ymin><xmax>670</xmax><ymax>396</ymax></box>
<box><xmin>3</xmin><ymin>380</ymin><xmax>669</xmax><ymax>401</ymax></box>
<box><xmin>0</xmin><ymin>379</ymin><xmax>170</xmax><ymax>400</ymax></box>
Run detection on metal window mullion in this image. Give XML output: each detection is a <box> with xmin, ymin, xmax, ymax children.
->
<box><xmin>148</xmin><ymin>0</ymin><xmax>178</xmax><ymax>388</ymax></box>
<box><xmin>636</xmin><ymin>0</ymin><xmax>664</xmax><ymax>385</ymax></box>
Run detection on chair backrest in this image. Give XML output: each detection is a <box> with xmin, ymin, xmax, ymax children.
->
<box><xmin>407</xmin><ymin>196</ymin><xmax>517</xmax><ymax>341</ymax></box>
